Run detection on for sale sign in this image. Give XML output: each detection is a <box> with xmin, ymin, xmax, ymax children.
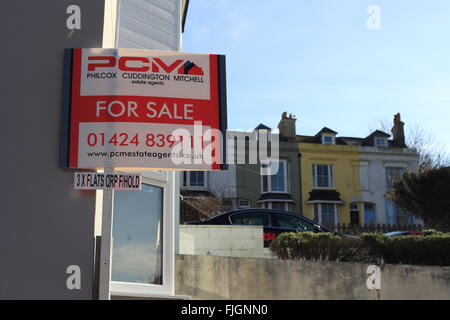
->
<box><xmin>74</xmin><ymin>172</ymin><xmax>142</xmax><ymax>190</ymax></box>
<box><xmin>60</xmin><ymin>48</ymin><xmax>227</xmax><ymax>170</ymax></box>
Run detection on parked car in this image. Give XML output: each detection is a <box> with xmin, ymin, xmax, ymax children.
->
<box><xmin>186</xmin><ymin>208</ymin><xmax>353</xmax><ymax>247</ymax></box>
<box><xmin>385</xmin><ymin>231</ymin><xmax>423</xmax><ymax>237</ymax></box>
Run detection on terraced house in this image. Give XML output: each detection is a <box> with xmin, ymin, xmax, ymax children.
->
<box><xmin>298</xmin><ymin>128</ymin><xmax>362</xmax><ymax>227</ymax></box>
<box><xmin>181</xmin><ymin>112</ymin><xmax>422</xmax><ymax>229</ymax></box>
<box><xmin>180</xmin><ymin>113</ymin><xmax>302</xmax><ymax>221</ymax></box>
<box><xmin>298</xmin><ymin>113</ymin><xmax>421</xmax><ymax>227</ymax></box>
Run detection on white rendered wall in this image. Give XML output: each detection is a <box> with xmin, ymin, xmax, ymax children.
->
<box><xmin>104</xmin><ymin>0</ymin><xmax>183</xmax><ymax>298</ymax></box>
<box><xmin>208</xmin><ymin>164</ymin><xmax>238</xmax><ymax>199</ymax></box>
<box><xmin>359</xmin><ymin>146</ymin><xmax>422</xmax><ymax>225</ymax></box>
<box><xmin>117</xmin><ymin>0</ymin><xmax>182</xmax><ymax>51</ymax></box>
<box><xmin>179</xmin><ymin>225</ymin><xmax>273</xmax><ymax>259</ymax></box>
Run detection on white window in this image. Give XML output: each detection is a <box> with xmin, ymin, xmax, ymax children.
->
<box><xmin>386</xmin><ymin>167</ymin><xmax>404</xmax><ymax>189</ymax></box>
<box><xmin>261</xmin><ymin>160</ymin><xmax>289</xmax><ymax>193</ymax></box>
<box><xmin>374</xmin><ymin>137</ymin><xmax>388</xmax><ymax>147</ymax></box>
<box><xmin>261</xmin><ymin>202</ymin><xmax>291</xmax><ymax>211</ymax></box>
<box><xmin>396</xmin><ymin>206</ymin><xmax>409</xmax><ymax>226</ymax></box>
<box><xmin>322</xmin><ymin>134</ymin><xmax>335</xmax><ymax>145</ymax></box>
<box><xmin>312</xmin><ymin>203</ymin><xmax>338</xmax><ymax>227</ymax></box>
<box><xmin>270</xmin><ymin>201</ymin><xmax>286</xmax><ymax>211</ymax></box>
<box><xmin>237</xmin><ymin>199</ymin><xmax>250</xmax><ymax>208</ymax></box>
<box><xmin>313</xmin><ymin>164</ymin><xmax>334</xmax><ymax>188</ymax></box>
<box><xmin>110</xmin><ymin>171</ymin><xmax>175</xmax><ymax>298</ymax></box>
<box><xmin>183</xmin><ymin>171</ymin><xmax>207</xmax><ymax>189</ymax></box>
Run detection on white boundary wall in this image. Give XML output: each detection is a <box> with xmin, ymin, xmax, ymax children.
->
<box><xmin>179</xmin><ymin>225</ymin><xmax>273</xmax><ymax>259</ymax></box>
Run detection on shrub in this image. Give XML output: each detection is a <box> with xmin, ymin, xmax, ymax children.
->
<box><xmin>422</xmin><ymin>229</ymin><xmax>444</xmax><ymax>236</ymax></box>
<box><xmin>270</xmin><ymin>232</ymin><xmax>374</xmax><ymax>263</ymax></box>
<box><xmin>271</xmin><ymin>231</ymin><xmax>450</xmax><ymax>266</ymax></box>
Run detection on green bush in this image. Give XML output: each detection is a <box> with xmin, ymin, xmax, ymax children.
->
<box><xmin>269</xmin><ymin>232</ymin><xmax>374</xmax><ymax>263</ymax></box>
<box><xmin>270</xmin><ymin>231</ymin><xmax>450</xmax><ymax>266</ymax></box>
<box><xmin>422</xmin><ymin>229</ymin><xmax>444</xmax><ymax>236</ymax></box>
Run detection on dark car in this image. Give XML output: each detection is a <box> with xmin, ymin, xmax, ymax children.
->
<box><xmin>186</xmin><ymin>208</ymin><xmax>346</xmax><ymax>247</ymax></box>
<box><xmin>385</xmin><ymin>231</ymin><xmax>423</xmax><ymax>237</ymax></box>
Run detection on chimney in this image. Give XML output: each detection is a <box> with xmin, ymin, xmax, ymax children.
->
<box><xmin>391</xmin><ymin>112</ymin><xmax>406</xmax><ymax>147</ymax></box>
<box><xmin>278</xmin><ymin>112</ymin><xmax>297</xmax><ymax>139</ymax></box>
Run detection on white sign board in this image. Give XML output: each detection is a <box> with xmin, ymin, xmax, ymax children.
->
<box><xmin>74</xmin><ymin>172</ymin><xmax>142</xmax><ymax>190</ymax></box>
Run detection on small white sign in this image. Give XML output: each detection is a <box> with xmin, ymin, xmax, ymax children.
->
<box><xmin>74</xmin><ymin>172</ymin><xmax>142</xmax><ymax>190</ymax></box>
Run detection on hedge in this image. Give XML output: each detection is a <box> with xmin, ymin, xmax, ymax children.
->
<box><xmin>269</xmin><ymin>229</ymin><xmax>450</xmax><ymax>266</ymax></box>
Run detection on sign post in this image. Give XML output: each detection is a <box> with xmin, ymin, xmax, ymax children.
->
<box><xmin>61</xmin><ymin>48</ymin><xmax>227</xmax><ymax>299</ymax></box>
<box><xmin>98</xmin><ymin>168</ymin><xmax>114</xmax><ymax>300</ymax></box>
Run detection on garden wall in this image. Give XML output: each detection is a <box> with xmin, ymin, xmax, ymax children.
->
<box><xmin>175</xmin><ymin>254</ymin><xmax>450</xmax><ymax>300</ymax></box>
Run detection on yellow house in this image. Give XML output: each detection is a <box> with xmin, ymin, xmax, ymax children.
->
<box><xmin>298</xmin><ymin>128</ymin><xmax>362</xmax><ymax>228</ymax></box>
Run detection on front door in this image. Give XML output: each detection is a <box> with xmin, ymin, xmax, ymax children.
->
<box><xmin>350</xmin><ymin>203</ymin><xmax>360</xmax><ymax>225</ymax></box>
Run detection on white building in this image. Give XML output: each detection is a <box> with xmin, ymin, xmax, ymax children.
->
<box><xmin>359</xmin><ymin>146</ymin><xmax>420</xmax><ymax>225</ymax></box>
<box><xmin>342</xmin><ymin>113</ymin><xmax>422</xmax><ymax>226</ymax></box>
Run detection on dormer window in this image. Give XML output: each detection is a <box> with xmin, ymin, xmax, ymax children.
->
<box><xmin>374</xmin><ymin>137</ymin><xmax>388</xmax><ymax>147</ymax></box>
<box><xmin>321</xmin><ymin>134</ymin><xmax>335</xmax><ymax>145</ymax></box>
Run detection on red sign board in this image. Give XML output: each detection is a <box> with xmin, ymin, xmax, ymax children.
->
<box><xmin>60</xmin><ymin>48</ymin><xmax>227</xmax><ymax>170</ymax></box>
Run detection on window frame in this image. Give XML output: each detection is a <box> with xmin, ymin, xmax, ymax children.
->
<box><xmin>237</xmin><ymin>199</ymin><xmax>250</xmax><ymax>209</ymax></box>
<box><xmin>312</xmin><ymin>164</ymin><xmax>334</xmax><ymax>188</ymax></box>
<box><xmin>260</xmin><ymin>159</ymin><xmax>289</xmax><ymax>194</ymax></box>
<box><xmin>311</xmin><ymin>203</ymin><xmax>339</xmax><ymax>227</ymax></box>
<box><xmin>184</xmin><ymin>171</ymin><xmax>208</xmax><ymax>189</ymax></box>
<box><xmin>374</xmin><ymin>137</ymin><xmax>388</xmax><ymax>147</ymax></box>
<box><xmin>110</xmin><ymin>171</ymin><xmax>175</xmax><ymax>298</ymax></box>
<box><xmin>385</xmin><ymin>166</ymin><xmax>404</xmax><ymax>189</ymax></box>
<box><xmin>321</xmin><ymin>134</ymin><xmax>336</xmax><ymax>145</ymax></box>
<box><xmin>268</xmin><ymin>201</ymin><xmax>287</xmax><ymax>211</ymax></box>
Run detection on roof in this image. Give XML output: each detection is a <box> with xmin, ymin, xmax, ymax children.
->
<box><xmin>298</xmin><ymin>129</ymin><xmax>410</xmax><ymax>149</ymax></box>
<box><xmin>302</xmin><ymin>127</ymin><xmax>343</xmax><ymax>144</ymax></box>
<box><xmin>317</xmin><ymin>127</ymin><xmax>338</xmax><ymax>135</ymax></box>
<box><xmin>339</xmin><ymin>137</ymin><xmax>364</xmax><ymax>146</ymax></box>
<box><xmin>257</xmin><ymin>193</ymin><xmax>296</xmax><ymax>203</ymax></box>
<box><xmin>255</xmin><ymin>123</ymin><xmax>272</xmax><ymax>131</ymax></box>
<box><xmin>305</xmin><ymin>190</ymin><xmax>345</xmax><ymax>204</ymax></box>
<box><xmin>361</xmin><ymin>130</ymin><xmax>391</xmax><ymax>146</ymax></box>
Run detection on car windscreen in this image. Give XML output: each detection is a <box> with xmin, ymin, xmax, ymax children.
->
<box><xmin>229</xmin><ymin>212</ymin><xmax>272</xmax><ymax>226</ymax></box>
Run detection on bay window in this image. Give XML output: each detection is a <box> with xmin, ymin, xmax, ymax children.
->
<box><xmin>261</xmin><ymin>160</ymin><xmax>289</xmax><ymax>193</ymax></box>
<box><xmin>312</xmin><ymin>203</ymin><xmax>338</xmax><ymax>227</ymax></box>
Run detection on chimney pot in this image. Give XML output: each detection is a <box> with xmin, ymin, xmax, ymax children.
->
<box><xmin>391</xmin><ymin>112</ymin><xmax>406</xmax><ymax>147</ymax></box>
<box><xmin>278</xmin><ymin>112</ymin><xmax>297</xmax><ymax>139</ymax></box>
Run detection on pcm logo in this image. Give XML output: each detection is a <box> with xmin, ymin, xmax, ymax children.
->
<box><xmin>88</xmin><ymin>56</ymin><xmax>204</xmax><ymax>75</ymax></box>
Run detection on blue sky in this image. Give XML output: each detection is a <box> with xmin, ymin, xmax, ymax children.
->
<box><xmin>182</xmin><ymin>0</ymin><xmax>450</xmax><ymax>151</ymax></box>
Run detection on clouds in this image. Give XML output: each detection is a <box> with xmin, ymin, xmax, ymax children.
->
<box><xmin>112</xmin><ymin>243</ymin><xmax>162</xmax><ymax>284</ymax></box>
